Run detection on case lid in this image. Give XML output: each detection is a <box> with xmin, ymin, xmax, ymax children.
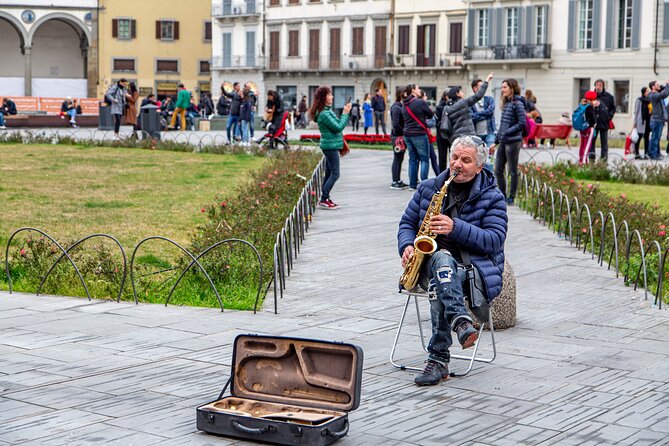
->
<box><xmin>230</xmin><ymin>334</ymin><xmax>363</xmax><ymax>412</ymax></box>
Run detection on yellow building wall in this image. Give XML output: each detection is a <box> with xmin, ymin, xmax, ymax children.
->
<box><xmin>97</xmin><ymin>0</ymin><xmax>211</xmax><ymax>99</ymax></box>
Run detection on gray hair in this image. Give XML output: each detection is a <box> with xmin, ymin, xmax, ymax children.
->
<box><xmin>451</xmin><ymin>135</ymin><xmax>488</xmax><ymax>167</ymax></box>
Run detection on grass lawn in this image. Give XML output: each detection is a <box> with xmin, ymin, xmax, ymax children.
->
<box><xmin>595</xmin><ymin>181</ymin><xmax>669</xmax><ymax>213</ymax></box>
<box><xmin>0</xmin><ymin>144</ymin><xmax>265</xmax><ymax>251</ymax></box>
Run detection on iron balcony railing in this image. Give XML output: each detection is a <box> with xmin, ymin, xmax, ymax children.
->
<box><xmin>265</xmin><ymin>54</ymin><xmax>387</xmax><ymax>71</ymax></box>
<box><xmin>212</xmin><ymin>0</ymin><xmax>261</xmax><ymax>17</ymax></box>
<box><xmin>211</xmin><ymin>55</ymin><xmax>265</xmax><ymax>70</ymax></box>
<box><xmin>464</xmin><ymin>44</ymin><xmax>551</xmax><ymax>61</ymax></box>
<box><xmin>387</xmin><ymin>53</ymin><xmax>464</xmax><ymax>69</ymax></box>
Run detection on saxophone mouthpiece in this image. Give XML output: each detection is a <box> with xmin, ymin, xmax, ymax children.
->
<box><xmin>452</xmin><ymin>169</ymin><xmax>461</xmax><ymax>177</ymax></box>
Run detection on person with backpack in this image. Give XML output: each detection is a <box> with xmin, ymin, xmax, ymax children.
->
<box><xmin>574</xmin><ymin>91</ymin><xmax>598</xmax><ymax>164</ymax></box>
<box><xmin>593</xmin><ymin>80</ymin><xmax>616</xmax><ymax>160</ymax></box>
<box><xmin>648</xmin><ymin>79</ymin><xmax>669</xmax><ymax>160</ymax></box>
<box><xmin>105</xmin><ymin>78</ymin><xmax>128</xmax><ymax>139</ymax></box>
<box><xmin>402</xmin><ymin>83</ymin><xmax>434</xmax><ymax>190</ymax></box>
<box><xmin>350</xmin><ymin>99</ymin><xmax>361</xmax><ymax>132</ymax></box>
<box><xmin>490</xmin><ymin>78</ymin><xmax>526</xmax><ymax>205</ymax></box>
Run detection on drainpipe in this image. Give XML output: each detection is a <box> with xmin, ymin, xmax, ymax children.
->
<box><xmin>389</xmin><ymin>0</ymin><xmax>395</xmax><ymax>93</ymax></box>
<box><xmin>654</xmin><ymin>0</ymin><xmax>660</xmax><ymax>75</ymax></box>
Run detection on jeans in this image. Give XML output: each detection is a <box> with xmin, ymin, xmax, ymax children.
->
<box><xmin>351</xmin><ymin>116</ymin><xmax>359</xmax><ymax>132</ymax></box>
<box><xmin>480</xmin><ymin>133</ymin><xmax>496</xmax><ymax>148</ymax></box>
<box><xmin>405</xmin><ymin>134</ymin><xmax>430</xmax><ymax>188</ymax></box>
<box><xmin>591</xmin><ymin>127</ymin><xmax>609</xmax><ymax>160</ymax></box>
<box><xmin>249</xmin><ymin>111</ymin><xmax>255</xmax><ymax>137</ymax></box>
<box><xmin>0</xmin><ymin>111</ymin><xmax>4</xmax><ymax>127</ymax></box>
<box><xmin>226</xmin><ymin>114</ymin><xmax>240</xmax><ymax>142</ymax></box>
<box><xmin>649</xmin><ymin>119</ymin><xmax>664</xmax><ymax>159</ymax></box>
<box><xmin>240</xmin><ymin>120</ymin><xmax>250</xmax><ymax>142</ymax></box>
<box><xmin>494</xmin><ymin>140</ymin><xmax>522</xmax><ymax>200</ymax></box>
<box><xmin>320</xmin><ymin>149</ymin><xmax>340</xmax><ymax>201</ymax></box>
<box><xmin>374</xmin><ymin>111</ymin><xmax>387</xmax><ymax>134</ymax></box>
<box><xmin>390</xmin><ymin>137</ymin><xmax>406</xmax><ymax>183</ymax></box>
<box><xmin>66</xmin><ymin>109</ymin><xmax>77</xmax><ymax>122</ymax></box>
<box><xmin>426</xmin><ymin>250</ymin><xmax>473</xmax><ymax>364</ymax></box>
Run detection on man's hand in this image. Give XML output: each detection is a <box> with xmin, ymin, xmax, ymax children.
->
<box><xmin>486</xmin><ymin>72</ymin><xmax>494</xmax><ymax>83</ymax></box>
<box><xmin>401</xmin><ymin>246</ymin><xmax>414</xmax><ymax>268</ymax></box>
<box><xmin>343</xmin><ymin>102</ymin><xmax>352</xmax><ymax>114</ymax></box>
<box><xmin>489</xmin><ymin>143</ymin><xmax>496</xmax><ymax>154</ymax></box>
<box><xmin>430</xmin><ymin>215</ymin><xmax>454</xmax><ymax>235</ymax></box>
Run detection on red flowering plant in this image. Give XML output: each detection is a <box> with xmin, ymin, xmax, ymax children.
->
<box><xmin>519</xmin><ymin>161</ymin><xmax>669</xmax><ymax>305</ymax></box>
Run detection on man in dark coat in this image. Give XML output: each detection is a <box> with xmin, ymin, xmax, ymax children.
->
<box><xmin>371</xmin><ymin>88</ymin><xmax>387</xmax><ymax>135</ymax></box>
<box><xmin>398</xmin><ymin>135</ymin><xmax>507</xmax><ymax>386</ymax></box>
<box><xmin>593</xmin><ymin>79</ymin><xmax>616</xmax><ymax>160</ymax></box>
<box><xmin>224</xmin><ymin>82</ymin><xmax>242</xmax><ymax>143</ymax></box>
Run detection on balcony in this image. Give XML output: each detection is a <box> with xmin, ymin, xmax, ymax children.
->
<box><xmin>265</xmin><ymin>54</ymin><xmax>387</xmax><ymax>72</ymax></box>
<box><xmin>464</xmin><ymin>44</ymin><xmax>551</xmax><ymax>62</ymax></box>
<box><xmin>387</xmin><ymin>53</ymin><xmax>464</xmax><ymax>70</ymax></box>
<box><xmin>212</xmin><ymin>1</ymin><xmax>261</xmax><ymax>18</ymax></box>
<box><xmin>211</xmin><ymin>55</ymin><xmax>265</xmax><ymax>70</ymax></box>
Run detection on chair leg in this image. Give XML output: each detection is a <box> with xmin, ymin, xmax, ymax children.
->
<box><xmin>449</xmin><ymin>311</ymin><xmax>497</xmax><ymax>377</ymax></box>
<box><xmin>389</xmin><ymin>295</ymin><xmax>427</xmax><ymax>372</ymax></box>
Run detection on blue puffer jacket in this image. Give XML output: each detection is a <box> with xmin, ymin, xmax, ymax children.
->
<box><xmin>398</xmin><ymin>168</ymin><xmax>508</xmax><ymax>301</ymax></box>
<box><xmin>495</xmin><ymin>95</ymin><xmax>526</xmax><ymax>144</ymax></box>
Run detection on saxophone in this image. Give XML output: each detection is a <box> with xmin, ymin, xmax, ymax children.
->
<box><xmin>399</xmin><ymin>170</ymin><xmax>460</xmax><ymax>290</ymax></box>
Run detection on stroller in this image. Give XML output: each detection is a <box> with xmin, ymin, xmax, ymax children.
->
<box><xmin>258</xmin><ymin>111</ymin><xmax>290</xmax><ymax>150</ymax></box>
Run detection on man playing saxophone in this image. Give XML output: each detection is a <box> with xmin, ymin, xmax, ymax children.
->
<box><xmin>398</xmin><ymin>136</ymin><xmax>508</xmax><ymax>386</ymax></box>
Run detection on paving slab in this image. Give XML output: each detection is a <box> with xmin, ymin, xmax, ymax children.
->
<box><xmin>0</xmin><ymin>148</ymin><xmax>668</xmax><ymax>444</ymax></box>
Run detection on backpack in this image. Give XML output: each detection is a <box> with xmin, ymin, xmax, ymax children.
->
<box><xmin>439</xmin><ymin>108</ymin><xmax>452</xmax><ymax>141</ymax></box>
<box><xmin>515</xmin><ymin>100</ymin><xmax>531</xmax><ymax>137</ymax></box>
<box><xmin>104</xmin><ymin>85</ymin><xmax>116</xmax><ymax>106</ymax></box>
<box><xmin>572</xmin><ymin>103</ymin><xmax>589</xmax><ymax>131</ymax></box>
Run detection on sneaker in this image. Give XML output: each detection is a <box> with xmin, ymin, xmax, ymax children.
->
<box><xmin>506</xmin><ymin>197</ymin><xmax>514</xmax><ymax>205</ymax></box>
<box><xmin>0</xmin><ymin>126</ymin><xmax>6</xmax><ymax>130</ymax></box>
<box><xmin>390</xmin><ymin>181</ymin><xmax>408</xmax><ymax>190</ymax></box>
<box><xmin>414</xmin><ymin>360</ymin><xmax>449</xmax><ymax>386</ymax></box>
<box><xmin>318</xmin><ymin>200</ymin><xmax>339</xmax><ymax>210</ymax></box>
<box><xmin>408</xmin><ymin>186</ymin><xmax>417</xmax><ymax>191</ymax></box>
<box><xmin>454</xmin><ymin>320</ymin><xmax>478</xmax><ymax>349</ymax></box>
<box><xmin>325</xmin><ymin>199</ymin><xmax>340</xmax><ymax>209</ymax></box>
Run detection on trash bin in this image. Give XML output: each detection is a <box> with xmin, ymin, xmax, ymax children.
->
<box><xmin>140</xmin><ymin>104</ymin><xmax>161</xmax><ymax>140</ymax></box>
<box><xmin>98</xmin><ymin>103</ymin><xmax>114</xmax><ymax>131</ymax></box>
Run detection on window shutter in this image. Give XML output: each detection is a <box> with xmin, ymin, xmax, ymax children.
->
<box><xmin>131</xmin><ymin>20</ymin><xmax>136</xmax><ymax>39</ymax></box>
<box><xmin>270</xmin><ymin>31</ymin><xmax>280</xmax><ymax>69</ymax></box>
<box><xmin>543</xmin><ymin>5</ymin><xmax>550</xmax><ymax>45</ymax></box>
<box><xmin>494</xmin><ymin>7</ymin><xmax>503</xmax><ymax>46</ymax></box>
<box><xmin>518</xmin><ymin>7</ymin><xmax>525</xmax><ymax>45</ymax></box>
<box><xmin>631</xmin><ymin>0</ymin><xmax>641</xmax><ymax>49</ymax></box>
<box><xmin>374</xmin><ymin>26</ymin><xmax>386</xmax><ymax>68</ymax></box>
<box><xmin>204</xmin><ymin>21</ymin><xmax>212</xmax><ymax>41</ymax></box>
<box><xmin>416</xmin><ymin>25</ymin><xmax>425</xmax><ymax>62</ymax></box>
<box><xmin>664</xmin><ymin>1</ymin><xmax>669</xmax><ymax>42</ymax></box>
<box><xmin>525</xmin><ymin>6</ymin><xmax>533</xmax><ymax>45</ymax></box>
<box><xmin>488</xmin><ymin>7</ymin><xmax>495</xmax><ymax>45</ymax></box>
<box><xmin>467</xmin><ymin>9</ymin><xmax>474</xmax><ymax>49</ymax></box>
<box><xmin>330</xmin><ymin>27</ymin><xmax>340</xmax><ymax>68</ymax></box>
<box><xmin>592</xmin><ymin>0</ymin><xmax>601</xmax><ymax>51</ymax></box>
<box><xmin>309</xmin><ymin>29</ymin><xmax>320</xmax><ymax>69</ymax></box>
<box><xmin>174</xmin><ymin>21</ymin><xmax>180</xmax><ymax>40</ymax></box>
<box><xmin>605</xmin><ymin>0</ymin><xmax>615</xmax><ymax>50</ymax></box>
<box><xmin>112</xmin><ymin>19</ymin><xmax>118</xmax><ymax>38</ymax></box>
<box><xmin>155</xmin><ymin>21</ymin><xmax>161</xmax><ymax>39</ymax></box>
<box><xmin>567</xmin><ymin>0</ymin><xmax>576</xmax><ymax>51</ymax></box>
<box><xmin>449</xmin><ymin>23</ymin><xmax>462</xmax><ymax>54</ymax></box>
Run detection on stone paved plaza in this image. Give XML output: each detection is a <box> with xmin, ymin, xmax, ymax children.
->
<box><xmin>1</xmin><ymin>149</ymin><xmax>668</xmax><ymax>445</ymax></box>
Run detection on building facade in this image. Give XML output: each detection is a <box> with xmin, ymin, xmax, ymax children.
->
<box><xmin>97</xmin><ymin>0</ymin><xmax>212</xmax><ymax>100</ymax></box>
<box><xmin>211</xmin><ymin>0</ymin><xmax>265</xmax><ymax>101</ymax></box>
<box><xmin>0</xmin><ymin>0</ymin><xmax>98</xmax><ymax>97</ymax></box>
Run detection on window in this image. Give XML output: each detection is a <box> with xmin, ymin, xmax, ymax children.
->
<box><xmin>449</xmin><ymin>22</ymin><xmax>462</xmax><ymax>53</ymax></box>
<box><xmin>351</xmin><ymin>27</ymin><xmax>364</xmax><ymax>55</ymax></box>
<box><xmin>398</xmin><ymin>25</ymin><xmax>410</xmax><ymax>54</ymax></box>
<box><xmin>506</xmin><ymin>8</ymin><xmax>518</xmax><ymax>46</ymax></box>
<box><xmin>536</xmin><ymin>6</ymin><xmax>547</xmax><ymax>45</ymax></box>
<box><xmin>222</xmin><ymin>32</ymin><xmax>232</xmax><ymax>67</ymax></box>
<box><xmin>374</xmin><ymin>26</ymin><xmax>386</xmax><ymax>68</ymax></box>
<box><xmin>156</xmin><ymin>59</ymin><xmax>179</xmax><ymax>73</ymax></box>
<box><xmin>617</xmin><ymin>0</ymin><xmax>633</xmax><ymax>49</ymax></box>
<box><xmin>416</xmin><ymin>24</ymin><xmax>436</xmax><ymax>66</ymax></box>
<box><xmin>277</xmin><ymin>85</ymin><xmax>297</xmax><ymax>111</ymax></box>
<box><xmin>477</xmin><ymin>9</ymin><xmax>489</xmax><ymax>47</ymax></box>
<box><xmin>156</xmin><ymin>20</ymin><xmax>179</xmax><ymax>40</ymax></box>
<box><xmin>288</xmin><ymin>0</ymin><xmax>300</xmax><ymax>3</ymax></box>
<box><xmin>578</xmin><ymin>0</ymin><xmax>594</xmax><ymax>49</ymax></box>
<box><xmin>112</xmin><ymin>58</ymin><xmax>135</xmax><ymax>72</ymax></box>
<box><xmin>269</xmin><ymin>0</ymin><xmax>280</xmax><ymax>5</ymax></box>
<box><xmin>199</xmin><ymin>60</ymin><xmax>210</xmax><ymax>74</ymax></box>
<box><xmin>575</xmin><ymin>77</ymin><xmax>591</xmax><ymax>106</ymax></box>
<box><xmin>204</xmin><ymin>21</ymin><xmax>212</xmax><ymax>41</ymax></box>
<box><xmin>309</xmin><ymin>29</ymin><xmax>320</xmax><ymax>69</ymax></box>
<box><xmin>288</xmin><ymin>30</ymin><xmax>299</xmax><ymax>56</ymax></box>
<box><xmin>613</xmin><ymin>80</ymin><xmax>629</xmax><ymax>113</ymax></box>
<box><xmin>113</xmin><ymin>18</ymin><xmax>135</xmax><ymax>39</ymax></box>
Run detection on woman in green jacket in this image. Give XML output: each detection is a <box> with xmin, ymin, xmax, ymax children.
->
<box><xmin>310</xmin><ymin>86</ymin><xmax>351</xmax><ymax>209</ymax></box>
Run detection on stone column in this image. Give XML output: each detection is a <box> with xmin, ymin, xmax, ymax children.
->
<box><xmin>23</xmin><ymin>45</ymin><xmax>32</xmax><ymax>96</ymax></box>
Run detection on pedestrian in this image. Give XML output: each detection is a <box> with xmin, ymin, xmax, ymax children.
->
<box><xmin>216</xmin><ymin>92</ymin><xmax>230</xmax><ymax>116</ymax></box>
<box><xmin>105</xmin><ymin>78</ymin><xmax>128</xmax><ymax>139</ymax></box>
<box><xmin>168</xmin><ymin>83</ymin><xmax>190</xmax><ymax>131</ymax></box>
<box><xmin>199</xmin><ymin>93</ymin><xmax>214</xmax><ymax>119</ymax></box>
<box><xmin>633</xmin><ymin>87</ymin><xmax>651</xmax><ymax>160</ymax></box>
<box><xmin>362</xmin><ymin>93</ymin><xmax>373</xmax><ymax>135</ymax></box>
<box><xmin>0</xmin><ymin>97</ymin><xmax>17</xmax><ymax>129</ymax></box>
<box><xmin>160</xmin><ymin>96</ymin><xmax>175</xmax><ymax>122</ymax></box>
<box><xmin>390</xmin><ymin>88</ymin><xmax>408</xmax><ymax>190</ymax></box>
<box><xmin>371</xmin><ymin>88</ymin><xmax>387</xmax><ymax>135</ymax></box>
<box><xmin>402</xmin><ymin>83</ymin><xmax>434</xmax><ymax>190</ymax></box>
<box><xmin>255</xmin><ymin>90</ymin><xmax>284</xmax><ymax>148</ymax></box>
<box><xmin>470</xmin><ymin>78</ymin><xmax>496</xmax><ymax>150</ymax></box>
<box><xmin>648</xmin><ymin>79</ymin><xmax>669</xmax><ymax>160</ymax></box>
<box><xmin>435</xmin><ymin>91</ymin><xmax>450</xmax><ymax>171</ymax></box>
<box><xmin>60</xmin><ymin>96</ymin><xmax>78</xmax><ymax>128</ymax></box>
<box><xmin>490</xmin><ymin>78</ymin><xmax>526</xmax><ymax>205</ymax></box>
<box><xmin>593</xmin><ymin>79</ymin><xmax>616</xmax><ymax>160</ymax></box>
<box><xmin>310</xmin><ymin>86</ymin><xmax>351</xmax><ymax>210</ymax></box>
<box><xmin>224</xmin><ymin>82</ymin><xmax>242</xmax><ymax>143</ymax></box>
<box><xmin>239</xmin><ymin>89</ymin><xmax>252</xmax><ymax>145</ymax></box>
<box><xmin>350</xmin><ymin>99</ymin><xmax>361</xmax><ymax>132</ymax></box>
<box><xmin>186</xmin><ymin>95</ymin><xmax>199</xmax><ymax>130</ymax></box>
<box><xmin>124</xmin><ymin>81</ymin><xmax>139</xmax><ymax>138</ymax></box>
<box><xmin>244</xmin><ymin>82</ymin><xmax>257</xmax><ymax>138</ymax></box>
<box><xmin>578</xmin><ymin>91</ymin><xmax>598</xmax><ymax>164</ymax></box>
<box><xmin>295</xmin><ymin>95</ymin><xmax>308</xmax><ymax>129</ymax></box>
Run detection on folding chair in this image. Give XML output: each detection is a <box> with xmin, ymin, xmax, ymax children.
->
<box><xmin>389</xmin><ymin>288</ymin><xmax>497</xmax><ymax>377</ymax></box>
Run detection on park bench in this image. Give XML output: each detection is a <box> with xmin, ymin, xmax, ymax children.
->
<box><xmin>2</xmin><ymin>96</ymin><xmax>100</xmax><ymax>128</ymax></box>
<box><xmin>533</xmin><ymin>124</ymin><xmax>573</xmax><ymax>148</ymax></box>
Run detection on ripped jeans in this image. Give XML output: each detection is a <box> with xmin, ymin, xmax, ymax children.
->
<box><xmin>423</xmin><ymin>250</ymin><xmax>473</xmax><ymax>365</ymax></box>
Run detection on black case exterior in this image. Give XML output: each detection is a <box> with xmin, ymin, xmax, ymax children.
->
<box><xmin>196</xmin><ymin>334</ymin><xmax>363</xmax><ymax>446</ymax></box>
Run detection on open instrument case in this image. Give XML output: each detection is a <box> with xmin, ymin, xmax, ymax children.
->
<box><xmin>196</xmin><ymin>334</ymin><xmax>363</xmax><ymax>445</ymax></box>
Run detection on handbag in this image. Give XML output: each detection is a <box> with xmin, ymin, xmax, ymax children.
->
<box><xmin>630</xmin><ymin>128</ymin><xmax>639</xmax><ymax>144</ymax></box>
<box><xmin>340</xmin><ymin>139</ymin><xmax>350</xmax><ymax>157</ymax></box>
<box><xmin>608</xmin><ymin>120</ymin><xmax>615</xmax><ymax>130</ymax></box>
<box><xmin>439</xmin><ymin>108</ymin><xmax>452</xmax><ymax>141</ymax></box>
<box><xmin>393</xmin><ymin>136</ymin><xmax>406</xmax><ymax>153</ymax></box>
